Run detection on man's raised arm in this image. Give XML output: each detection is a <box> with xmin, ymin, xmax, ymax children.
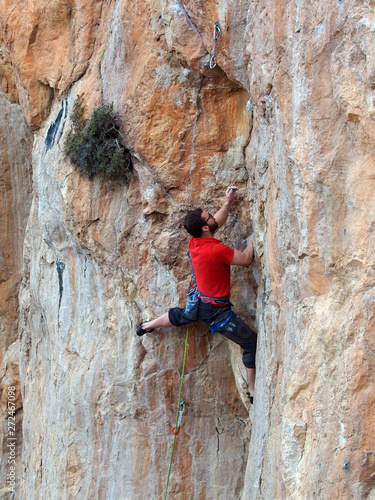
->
<box><xmin>214</xmin><ymin>187</ymin><xmax>238</xmax><ymax>228</ymax></box>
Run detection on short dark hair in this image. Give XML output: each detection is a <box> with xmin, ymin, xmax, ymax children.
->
<box><xmin>184</xmin><ymin>208</ymin><xmax>204</xmax><ymax>237</ymax></box>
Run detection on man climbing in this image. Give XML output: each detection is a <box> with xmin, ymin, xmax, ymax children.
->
<box><xmin>136</xmin><ymin>187</ymin><xmax>257</xmax><ymax>404</ymax></box>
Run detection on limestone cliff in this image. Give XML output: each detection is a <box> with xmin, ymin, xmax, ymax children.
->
<box><xmin>0</xmin><ymin>1</ymin><xmax>374</xmax><ymax>499</ymax></box>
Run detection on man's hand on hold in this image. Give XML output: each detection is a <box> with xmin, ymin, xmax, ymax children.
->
<box><xmin>225</xmin><ymin>186</ymin><xmax>238</xmax><ymax>205</ymax></box>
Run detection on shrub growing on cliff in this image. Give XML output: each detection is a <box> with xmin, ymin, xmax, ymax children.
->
<box><xmin>65</xmin><ymin>94</ymin><xmax>132</xmax><ymax>182</ymax></box>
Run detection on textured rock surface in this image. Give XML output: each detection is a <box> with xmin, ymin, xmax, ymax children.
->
<box><xmin>244</xmin><ymin>2</ymin><xmax>375</xmax><ymax>498</ymax></box>
<box><xmin>0</xmin><ymin>0</ymin><xmax>374</xmax><ymax>499</ymax></box>
<box><xmin>0</xmin><ymin>93</ymin><xmax>32</xmax><ymax>497</ymax></box>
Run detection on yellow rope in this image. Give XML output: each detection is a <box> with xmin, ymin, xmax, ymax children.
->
<box><xmin>164</xmin><ymin>326</ymin><xmax>189</xmax><ymax>500</ymax></box>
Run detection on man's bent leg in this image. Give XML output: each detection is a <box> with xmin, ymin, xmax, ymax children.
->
<box><xmin>246</xmin><ymin>368</ymin><xmax>256</xmax><ymax>397</ymax></box>
<box><xmin>220</xmin><ymin>313</ymin><xmax>257</xmax><ymax>397</ymax></box>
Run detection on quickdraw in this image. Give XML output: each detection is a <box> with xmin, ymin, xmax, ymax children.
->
<box><xmin>171</xmin><ymin>400</ymin><xmax>186</xmax><ymax>435</ymax></box>
<box><xmin>209</xmin><ymin>22</ymin><xmax>221</xmax><ymax>69</ymax></box>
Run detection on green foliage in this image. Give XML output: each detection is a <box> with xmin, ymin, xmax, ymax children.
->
<box><xmin>65</xmin><ymin>94</ymin><xmax>132</xmax><ymax>182</ymax></box>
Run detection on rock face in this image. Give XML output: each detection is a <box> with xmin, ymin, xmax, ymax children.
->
<box><xmin>0</xmin><ymin>91</ymin><xmax>32</xmax><ymax>498</ymax></box>
<box><xmin>0</xmin><ymin>0</ymin><xmax>374</xmax><ymax>499</ymax></box>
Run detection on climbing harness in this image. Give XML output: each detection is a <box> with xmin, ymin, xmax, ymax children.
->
<box><xmin>191</xmin><ymin>283</ymin><xmax>231</xmax><ymax>307</ymax></box>
<box><xmin>171</xmin><ymin>400</ymin><xmax>186</xmax><ymax>435</ymax></box>
<box><xmin>209</xmin><ymin>22</ymin><xmax>221</xmax><ymax>69</ymax></box>
<box><xmin>164</xmin><ymin>326</ymin><xmax>189</xmax><ymax>500</ymax></box>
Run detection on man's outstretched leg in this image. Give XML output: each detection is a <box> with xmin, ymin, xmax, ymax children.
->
<box><xmin>136</xmin><ymin>312</ymin><xmax>173</xmax><ymax>336</ymax></box>
<box><xmin>143</xmin><ymin>313</ymin><xmax>173</xmax><ymax>330</ymax></box>
<box><xmin>136</xmin><ymin>304</ymin><xmax>198</xmax><ymax>336</ymax></box>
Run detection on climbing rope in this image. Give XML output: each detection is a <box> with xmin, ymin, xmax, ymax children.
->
<box><xmin>163</xmin><ymin>326</ymin><xmax>189</xmax><ymax>500</ymax></box>
<box><xmin>209</xmin><ymin>22</ymin><xmax>221</xmax><ymax>69</ymax></box>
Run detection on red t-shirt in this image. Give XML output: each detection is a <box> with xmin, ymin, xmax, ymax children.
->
<box><xmin>188</xmin><ymin>237</ymin><xmax>234</xmax><ymax>298</ymax></box>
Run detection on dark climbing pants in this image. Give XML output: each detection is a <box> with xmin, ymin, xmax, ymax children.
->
<box><xmin>168</xmin><ymin>299</ymin><xmax>257</xmax><ymax>369</ymax></box>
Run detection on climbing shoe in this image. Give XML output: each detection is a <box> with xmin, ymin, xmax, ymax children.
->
<box><xmin>136</xmin><ymin>323</ymin><xmax>154</xmax><ymax>336</ymax></box>
<box><xmin>246</xmin><ymin>392</ymin><xmax>254</xmax><ymax>405</ymax></box>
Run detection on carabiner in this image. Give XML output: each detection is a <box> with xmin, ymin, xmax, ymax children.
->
<box><xmin>214</xmin><ymin>22</ymin><xmax>221</xmax><ymax>40</ymax></box>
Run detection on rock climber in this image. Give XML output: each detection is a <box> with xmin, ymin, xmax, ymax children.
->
<box><xmin>136</xmin><ymin>187</ymin><xmax>257</xmax><ymax>404</ymax></box>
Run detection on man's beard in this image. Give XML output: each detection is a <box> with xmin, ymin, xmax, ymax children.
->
<box><xmin>208</xmin><ymin>220</ymin><xmax>219</xmax><ymax>233</ymax></box>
